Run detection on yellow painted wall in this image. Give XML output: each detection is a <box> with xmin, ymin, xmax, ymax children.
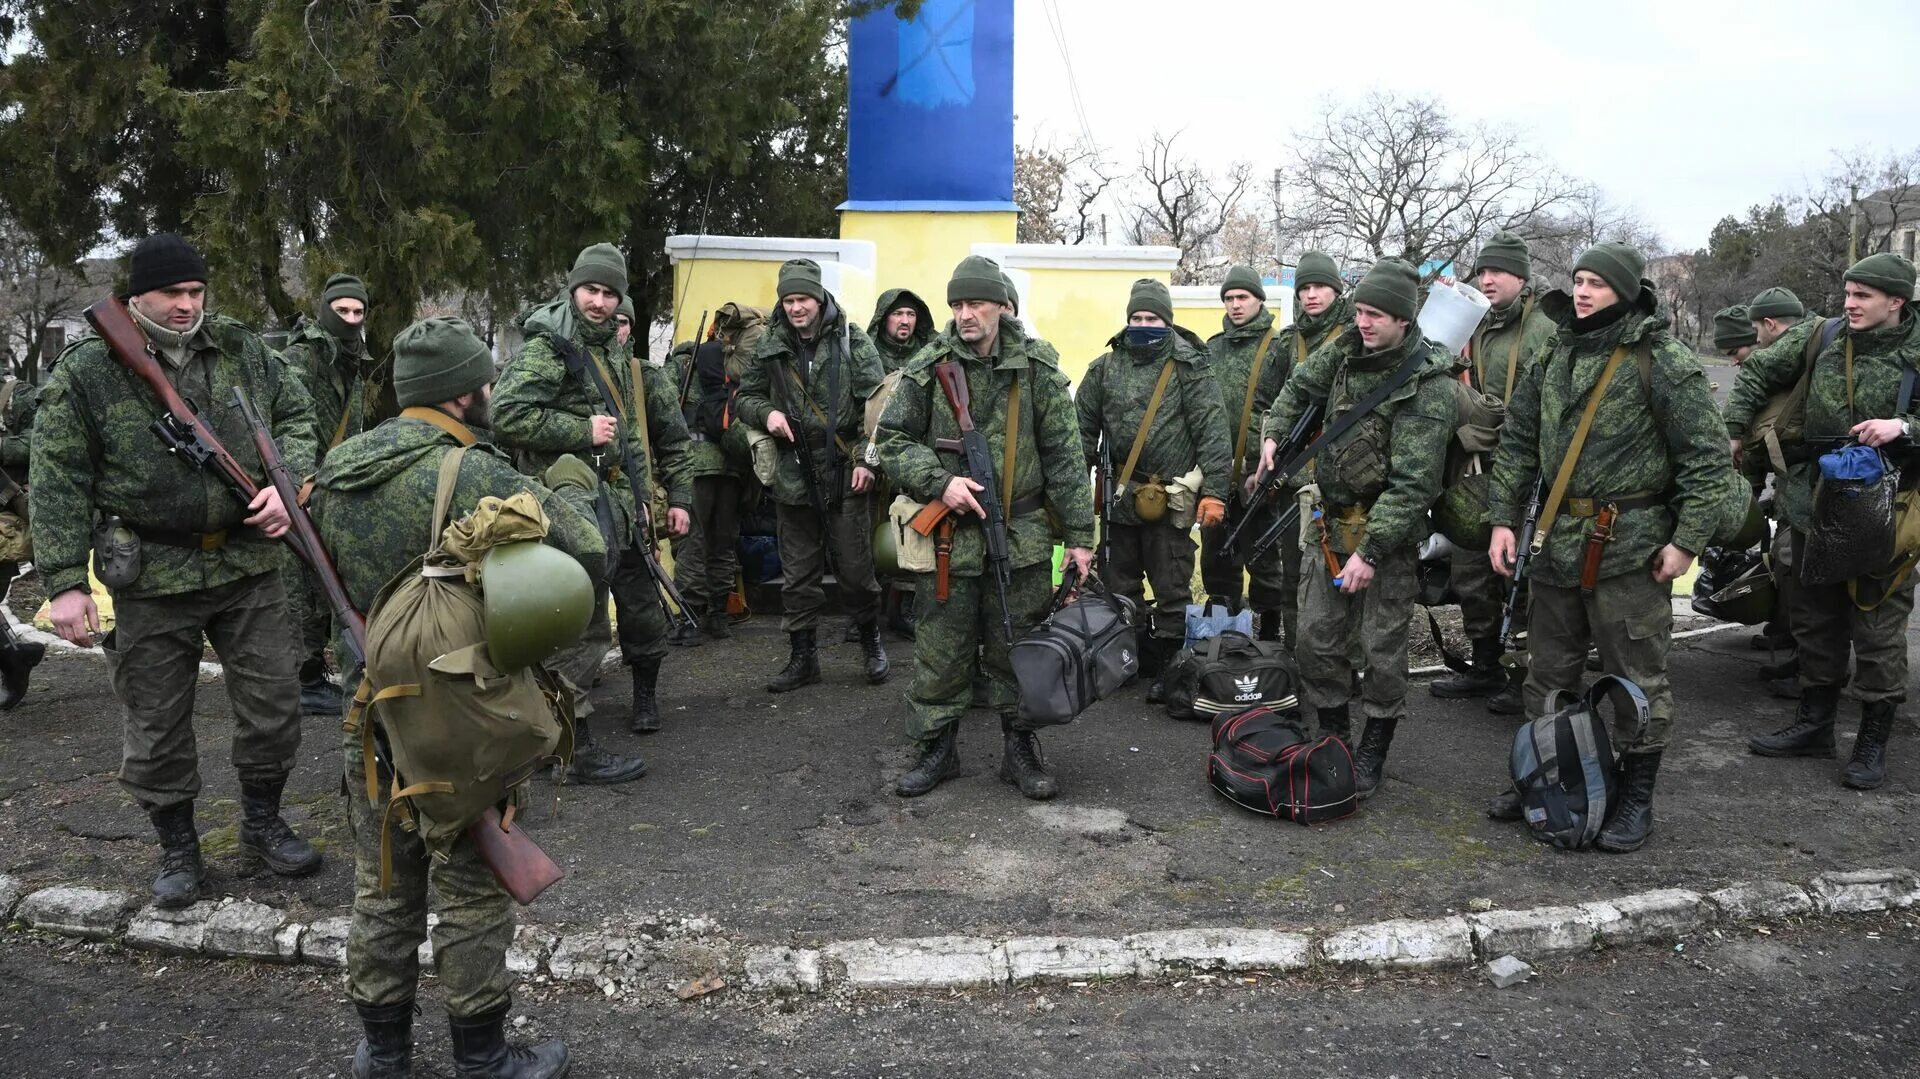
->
<box><xmin>1173</xmin><ymin>300</ymin><xmax>1227</xmax><ymax>340</ymax></box>
<box><xmin>840</xmin><ymin>210</ymin><xmax>1017</xmax><ymax>322</ymax></box>
<box><xmin>669</xmin><ymin>256</ymin><xmax>875</xmax><ymax>346</ymax></box>
<box><xmin>1021</xmin><ymin>267</ymin><xmax>1171</xmax><ymax>386</ymax></box>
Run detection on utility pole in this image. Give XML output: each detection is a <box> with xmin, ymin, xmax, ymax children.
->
<box><xmin>1272</xmin><ymin>167</ymin><xmax>1284</xmax><ymax>274</ymax></box>
<box><xmin>1849</xmin><ymin>181</ymin><xmax>1861</xmax><ymax>265</ymax></box>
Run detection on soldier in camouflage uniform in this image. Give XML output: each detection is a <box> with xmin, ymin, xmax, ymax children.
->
<box><xmin>1747</xmin><ymin>287</ymin><xmax>1813</xmax><ymax>350</ymax></box>
<box><xmin>1736</xmin><ymin>253</ymin><xmax>1919</xmax><ymax>790</ymax></box>
<box><xmin>1078</xmin><ymin>279</ymin><xmax>1233</xmax><ymax>699</ymax></box>
<box><xmin>1261</xmin><ymin>258</ymin><xmax>1457</xmax><ymax>799</ymax></box>
<box><xmin>0</xmin><ymin>368</ymin><xmax>45</xmax><ymax>707</ymax></box>
<box><xmin>275</xmin><ymin>272</ymin><xmax>391</xmax><ymax>716</ymax></box>
<box><xmin>875</xmin><ymin>256</ymin><xmax>1097</xmax><ymax>799</ymax></box>
<box><xmin>32</xmin><ymin>233</ymin><xmax>322</xmax><ymax>907</ymax></box>
<box><xmin>1431</xmin><ymin>231</ymin><xmax>1560</xmax><ymax>714</ymax></box>
<box><xmin>734</xmin><ymin>259</ymin><xmax>888</xmax><ymax>692</ymax></box>
<box><xmin>494</xmin><ymin>243</ymin><xmax>691</xmax><ymax>771</ymax></box>
<box><xmin>1199</xmin><ymin>264</ymin><xmax>1288</xmax><ymax>640</ymax></box>
<box><xmin>1714</xmin><ymin>305</ymin><xmax>1757</xmax><ymax>366</ymax></box>
<box><xmin>1488</xmin><ymin>243</ymin><xmax>1743</xmax><ymax>851</ymax></box>
<box><xmin>315</xmin><ymin>316</ymin><xmax>598</xmax><ymax>1079</ymax></box>
<box><xmin>661</xmin><ymin>322</ymin><xmax>745</xmax><ymax>645</ymax></box>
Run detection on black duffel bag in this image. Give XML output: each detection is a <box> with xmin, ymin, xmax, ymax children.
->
<box><xmin>1011</xmin><ymin>570</ymin><xmax>1141</xmax><ymax>727</ymax></box>
<box><xmin>1207</xmin><ymin>705</ymin><xmax>1356</xmax><ymax>824</ymax></box>
<box><xmin>1162</xmin><ymin>630</ymin><xmax>1297</xmax><ymax>721</ymax></box>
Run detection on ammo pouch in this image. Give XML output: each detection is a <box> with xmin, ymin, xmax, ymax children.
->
<box><xmin>884</xmin><ymin>494</ymin><xmax>938</xmax><ymax>574</ymax></box>
<box><xmin>1131</xmin><ymin>474</ymin><xmax>1168</xmax><ymax>523</ymax></box>
<box><xmin>92</xmin><ymin>516</ymin><xmax>143</xmax><ymax>589</ymax></box>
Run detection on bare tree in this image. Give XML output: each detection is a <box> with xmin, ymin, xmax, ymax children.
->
<box><xmin>1121</xmin><ymin>132</ymin><xmax>1253</xmax><ymax>285</ymax></box>
<box><xmin>1801</xmin><ymin>147</ymin><xmax>1920</xmax><ymax>299</ymax></box>
<box><xmin>1013</xmin><ymin>140</ymin><xmax>1115</xmax><ymax>245</ymax></box>
<box><xmin>0</xmin><ymin>214</ymin><xmax>98</xmax><ymax>384</ymax></box>
<box><xmin>1274</xmin><ymin>92</ymin><xmax>1576</xmax><ymax>279</ymax></box>
<box><xmin>1515</xmin><ymin>184</ymin><xmax>1664</xmax><ymax>288</ymax></box>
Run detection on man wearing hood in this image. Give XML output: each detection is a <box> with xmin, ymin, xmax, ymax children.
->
<box><xmin>1078</xmin><ymin>279</ymin><xmax>1234</xmax><ymax>700</ymax></box>
<box><xmin>1736</xmin><ymin>253</ymin><xmax>1919</xmax><ymax>791</ymax></box>
<box><xmin>1200</xmin><ymin>264</ymin><xmax>1287</xmax><ymax>640</ymax></box>
<box><xmin>277</xmin><ymin>272</ymin><xmax>391</xmax><ymax>716</ymax></box>
<box><xmin>314</xmin><ymin>316</ymin><xmax>602</xmax><ymax>1079</ymax></box>
<box><xmin>1430</xmin><ymin>232</ymin><xmax>1558</xmax><ymax>714</ymax></box>
<box><xmin>1260</xmin><ymin>259</ymin><xmax>1457</xmax><ymax>800</ymax></box>
<box><xmin>869</xmin><ymin>288</ymin><xmax>933</xmax><ymax>373</ymax></box>
<box><xmin>1488</xmin><ymin>243</ymin><xmax>1742</xmax><ymax>851</ymax></box>
<box><xmin>493</xmin><ymin>243</ymin><xmax>691</xmax><ymax>776</ymax></box>
<box><xmin>735</xmin><ymin>258</ymin><xmax>889</xmax><ymax>691</ymax></box>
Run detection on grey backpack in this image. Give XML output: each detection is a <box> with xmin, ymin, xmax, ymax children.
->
<box><xmin>1506</xmin><ymin>675</ymin><xmax>1647</xmax><ymax>850</ymax></box>
<box><xmin>1011</xmin><ymin>571</ymin><xmax>1141</xmax><ymax>727</ymax></box>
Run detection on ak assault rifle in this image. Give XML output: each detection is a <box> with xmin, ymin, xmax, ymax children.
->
<box><xmin>1095</xmin><ymin>437</ymin><xmax>1116</xmax><ymax>578</ymax></box>
<box><xmin>768</xmin><ymin>325</ymin><xmax>851</xmax><ymax>582</ymax></box>
<box><xmin>88</xmin><ymin>295</ymin><xmax>561</xmax><ymax>905</ymax></box>
<box><xmin>1222</xmin><ymin>401</ymin><xmax>1327</xmax><ymax>565</ymax></box>
<box><xmin>933</xmin><ymin>361</ymin><xmax>1015</xmax><ymax>643</ymax></box>
<box><xmin>1499</xmin><ymin>472</ymin><xmax>1546</xmax><ymax>654</ymax></box>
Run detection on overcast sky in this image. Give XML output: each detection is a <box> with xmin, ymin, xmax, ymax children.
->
<box><xmin>1011</xmin><ymin>0</ymin><xmax>1920</xmax><ymax>253</ymax></box>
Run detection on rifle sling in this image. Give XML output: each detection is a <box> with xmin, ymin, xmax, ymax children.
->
<box><xmin>1531</xmin><ymin>344</ymin><xmax>1635</xmax><ymax>554</ymax></box>
<box><xmin>785</xmin><ymin>366</ymin><xmax>853</xmax><ymax>457</ymax></box>
<box><xmin>1271</xmin><ymin>342</ymin><xmax>1430</xmax><ymax>489</ymax></box>
<box><xmin>401</xmin><ymin>406</ymin><xmax>479</xmax><ymax>447</ymax></box>
<box><xmin>1232</xmin><ymin>325</ymin><xmax>1279</xmax><ymax>487</ymax></box>
<box><xmin>1470</xmin><ymin>294</ymin><xmax>1536</xmax><ymax>403</ymax></box>
<box><xmin>1118</xmin><ymin>358</ymin><xmax>1177</xmax><ymax>494</ymax></box>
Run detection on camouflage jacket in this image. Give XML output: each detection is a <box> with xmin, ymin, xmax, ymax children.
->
<box><xmin>492</xmin><ymin>302</ymin><xmax>694</xmax><ymax>548</ymax></box>
<box><xmin>1262</xmin><ymin>324</ymin><xmax>1457</xmax><ymax>560</ymax></box>
<box><xmin>876</xmin><ymin>318</ymin><xmax>1095</xmax><ymax>575</ymax></box>
<box><xmin>1490</xmin><ymin>288</ymin><xmax>1742</xmax><ymax>587</ymax></box>
<box><xmin>0</xmin><ymin>377</ymin><xmax>38</xmax><ymax>482</ymax></box>
<box><xmin>867</xmin><ymin>287</ymin><xmax>934</xmax><ymax>374</ymax></box>
<box><xmin>1775</xmin><ymin>308</ymin><xmax>1920</xmax><ymax>532</ymax></box>
<box><xmin>312</xmin><ymin>413</ymin><xmax>607</xmax><ymax>667</ymax></box>
<box><xmin>660</xmin><ymin>342</ymin><xmax>733</xmax><ymax>480</ymax></box>
<box><xmin>1275</xmin><ymin>295</ymin><xmax>1354</xmax><ymax>390</ymax></box>
<box><xmin>1721</xmin><ymin>313</ymin><xmax>1825</xmax><ymax>438</ymax></box>
<box><xmin>1465</xmin><ymin>287</ymin><xmax>1557</xmax><ymax>404</ymax></box>
<box><xmin>1206</xmin><ymin>307</ymin><xmax>1286</xmax><ymax>484</ymax></box>
<box><xmin>733</xmin><ymin>299</ymin><xmax>885</xmax><ymax>507</ymax></box>
<box><xmin>30</xmin><ymin>315</ymin><xmax>319</xmax><ymax>600</ymax></box>
<box><xmin>1076</xmin><ymin>326</ymin><xmax>1234</xmax><ymax>528</ymax></box>
<box><xmin>276</xmin><ymin>320</ymin><xmax>392</xmax><ymax>467</ymax></box>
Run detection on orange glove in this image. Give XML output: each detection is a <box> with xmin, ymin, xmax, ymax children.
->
<box><xmin>1197</xmin><ymin>496</ymin><xmax>1227</xmax><ymax>528</ymax></box>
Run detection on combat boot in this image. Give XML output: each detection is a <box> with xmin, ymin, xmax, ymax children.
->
<box><xmin>1486</xmin><ymin>785</ymin><xmax>1523</xmax><ymax>821</ymax></box>
<box><xmin>147</xmin><ymin>801</ymin><xmax>206</xmax><ymax>910</ymax></box>
<box><xmin>1747</xmin><ymin>684</ymin><xmax>1839</xmax><ymax>757</ymax></box>
<box><xmin>352</xmin><ymin>999</ymin><xmax>414</xmax><ymax>1079</ymax></box>
<box><xmin>858</xmin><ymin>620</ymin><xmax>889</xmax><ymax>684</ymax></box>
<box><xmin>1759</xmin><ymin>655</ymin><xmax>1801</xmax><ymax>699</ymax></box>
<box><xmin>447</xmin><ymin>1003</ymin><xmax>568</xmax><ymax>1079</ymax></box>
<box><xmin>1486</xmin><ymin>662</ymin><xmax>1526</xmax><ymax>716</ymax></box>
<box><xmin>1316</xmin><ymin>702</ymin><xmax>1351</xmax><ymax>742</ymax></box>
<box><xmin>1351</xmin><ymin>716</ymin><xmax>1399</xmax><ymax>801</ymax></box>
<box><xmin>883</xmin><ymin>585</ymin><xmax>915</xmax><ymax>639</ymax></box>
<box><xmin>238</xmin><ymin>774</ymin><xmax>323</xmax><ymax>877</ymax></box>
<box><xmin>628</xmin><ymin>657</ymin><xmax>662</xmax><ymax>734</ymax></box>
<box><xmin>1842</xmin><ymin>699</ymin><xmax>1896</xmax><ymax>791</ymax></box>
<box><xmin>896</xmin><ymin>726</ymin><xmax>959</xmax><ymax>798</ymax></box>
<box><xmin>1144</xmin><ymin>636</ymin><xmax>1179</xmax><ymax>705</ymax></box>
<box><xmin>766</xmin><ymin>629</ymin><xmax>821</xmax><ymax>693</ymax></box>
<box><xmin>300</xmin><ymin>669</ymin><xmax>345</xmax><ymax>716</ymax></box>
<box><xmin>998</xmin><ymin>717</ymin><xmax>1058</xmax><ymax>800</ymax></box>
<box><xmin>564</xmin><ymin>717</ymin><xmax>647</xmax><ymax>785</ymax></box>
<box><xmin>666</xmin><ymin>617</ymin><xmax>704</xmax><ymax>648</ymax></box>
<box><xmin>1255</xmin><ymin>608</ymin><xmax>1281</xmax><ymax>643</ymax></box>
<box><xmin>1429</xmin><ymin>637</ymin><xmax>1507</xmax><ymax>699</ymax></box>
<box><xmin>1596</xmin><ymin>750</ymin><xmax>1662</xmax><ymax>853</ymax></box>
<box><xmin>701</xmin><ymin>605</ymin><xmax>732</xmax><ymax>640</ymax></box>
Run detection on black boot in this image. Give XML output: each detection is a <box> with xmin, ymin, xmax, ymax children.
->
<box><xmin>1596</xmin><ymin>750</ymin><xmax>1662</xmax><ymax>853</ymax></box>
<box><xmin>884</xmin><ymin>586</ymin><xmax>916</xmax><ymax>640</ymax></box>
<box><xmin>0</xmin><ymin>637</ymin><xmax>46</xmax><ymax>711</ymax></box>
<box><xmin>766</xmin><ymin>629</ymin><xmax>821</xmax><ymax>693</ymax></box>
<box><xmin>299</xmin><ymin>669</ymin><xmax>345</xmax><ymax>716</ymax></box>
<box><xmin>896</xmin><ymin>726</ymin><xmax>959</xmax><ymax>798</ymax></box>
<box><xmin>148</xmin><ymin>801</ymin><xmax>206</xmax><ymax>910</ymax></box>
<box><xmin>998</xmin><ymin>717</ymin><xmax>1058</xmax><ymax>800</ymax></box>
<box><xmin>1316</xmin><ymin>702</ymin><xmax>1351</xmax><ymax>742</ymax></box>
<box><xmin>701</xmin><ymin>605</ymin><xmax>732</xmax><ymax>640</ymax></box>
<box><xmin>239</xmin><ymin>774</ymin><xmax>323</xmax><ymax>876</ymax></box>
<box><xmin>666</xmin><ymin>616</ymin><xmax>704</xmax><ymax>648</ymax></box>
<box><xmin>564</xmin><ymin>717</ymin><xmax>647</xmax><ymax>785</ymax></box>
<box><xmin>628</xmin><ymin>657</ymin><xmax>661</xmax><ymax>735</ymax></box>
<box><xmin>1748</xmin><ymin>684</ymin><xmax>1839</xmax><ymax>757</ymax></box>
<box><xmin>1351</xmin><ymin>717</ymin><xmax>1398</xmax><ymax>801</ymax></box>
<box><xmin>447</xmin><ymin>1003</ymin><xmax>568</xmax><ymax>1079</ymax></box>
<box><xmin>1842</xmin><ymin>700</ymin><xmax>1896</xmax><ymax>791</ymax></box>
<box><xmin>969</xmin><ymin>659</ymin><xmax>991</xmax><ymax>708</ymax></box>
<box><xmin>1486</xmin><ymin>785</ymin><xmax>1523</xmax><ymax>821</ymax></box>
<box><xmin>1255</xmin><ymin>609</ymin><xmax>1281</xmax><ymax>643</ymax></box>
<box><xmin>1486</xmin><ymin>662</ymin><xmax>1526</xmax><ymax>716</ymax></box>
<box><xmin>1429</xmin><ymin>637</ymin><xmax>1507</xmax><ymax>699</ymax></box>
<box><xmin>858</xmin><ymin>620</ymin><xmax>889</xmax><ymax>685</ymax></box>
<box><xmin>1145</xmin><ymin>637</ymin><xmax>1179</xmax><ymax>704</ymax></box>
<box><xmin>352</xmin><ymin>999</ymin><xmax>414</xmax><ymax>1079</ymax></box>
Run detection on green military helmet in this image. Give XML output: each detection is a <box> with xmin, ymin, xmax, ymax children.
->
<box><xmin>1432</xmin><ymin>473</ymin><xmax>1493</xmax><ymax>552</ymax></box>
<box><xmin>1718</xmin><ymin>493</ymin><xmax>1765</xmax><ymax>551</ymax></box>
<box><xmin>1691</xmin><ymin>555</ymin><xmax>1774</xmax><ymax>625</ymax></box>
<box><xmin>872</xmin><ymin>517</ymin><xmax>900</xmax><ymax>578</ymax></box>
<box><xmin>480</xmin><ymin>541</ymin><xmax>595</xmax><ymax>671</ymax></box>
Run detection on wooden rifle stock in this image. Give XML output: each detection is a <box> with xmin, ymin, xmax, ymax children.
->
<box><xmin>469</xmin><ymin>804</ymin><xmax>565</xmax><ymax>905</ymax></box>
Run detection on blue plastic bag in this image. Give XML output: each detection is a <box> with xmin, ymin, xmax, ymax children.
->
<box><xmin>1819</xmin><ymin>444</ymin><xmax>1886</xmax><ymax>483</ymax></box>
<box><xmin>1184</xmin><ymin>602</ymin><xmax>1253</xmax><ymax>649</ymax></box>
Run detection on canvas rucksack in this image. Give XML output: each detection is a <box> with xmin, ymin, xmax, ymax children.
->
<box><xmin>1747</xmin><ymin>317</ymin><xmax>1844</xmax><ymax>475</ymax></box>
<box><xmin>713</xmin><ymin>303</ymin><xmax>771</xmax><ymax>466</ymax></box>
<box><xmin>1505</xmin><ymin>674</ymin><xmax>1648</xmax><ymax>850</ymax></box>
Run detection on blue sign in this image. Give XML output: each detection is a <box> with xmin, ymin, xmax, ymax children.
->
<box><xmin>844</xmin><ymin>0</ymin><xmax>1016</xmax><ymax>211</ymax></box>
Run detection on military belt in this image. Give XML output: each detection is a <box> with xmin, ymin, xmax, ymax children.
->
<box><xmin>1564</xmin><ymin>493</ymin><xmax>1662</xmax><ymax>518</ymax></box>
<box><xmin>132</xmin><ymin>524</ymin><xmax>263</xmax><ymax>551</ymax></box>
<box><xmin>1007</xmin><ymin>494</ymin><xmax>1045</xmax><ymax>517</ymax></box>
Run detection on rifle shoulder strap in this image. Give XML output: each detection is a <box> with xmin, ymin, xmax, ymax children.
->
<box><xmin>1531</xmin><ymin>344</ymin><xmax>1633</xmax><ymax>552</ymax></box>
<box><xmin>428</xmin><ymin>445</ymin><xmax>472</xmax><ymax>551</ymax></box>
<box><xmin>1118</xmin><ymin>357</ymin><xmax>1177</xmax><ymax>488</ymax></box>
<box><xmin>1232</xmin><ymin>326</ymin><xmax>1280</xmax><ymax>486</ymax></box>
<box><xmin>1275</xmin><ymin>342</ymin><xmax>1427</xmax><ymax>483</ymax></box>
<box><xmin>786</xmin><ymin>364</ymin><xmax>853</xmax><ymax>457</ymax></box>
<box><xmin>400</xmin><ymin>406</ymin><xmax>479</xmax><ymax>447</ymax></box>
<box><xmin>1001</xmin><ymin>373</ymin><xmax>1021</xmax><ymax>509</ymax></box>
<box><xmin>1503</xmin><ymin>294</ymin><xmax>1537</xmax><ymax>403</ymax></box>
<box><xmin>629</xmin><ymin>357</ymin><xmax>654</xmax><ymax>477</ymax></box>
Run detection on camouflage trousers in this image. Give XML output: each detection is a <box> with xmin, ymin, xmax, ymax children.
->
<box><xmin>277</xmin><ymin>547</ymin><xmax>333</xmax><ymax>680</ymax></box>
<box><xmin>774</xmin><ymin>495</ymin><xmax>880</xmax><ymax>633</ymax></box>
<box><xmin>905</xmin><ymin>563</ymin><xmax>1052</xmax><ymax>744</ymax></box>
<box><xmin>1105</xmin><ymin>521</ymin><xmax>1196</xmax><ymax>641</ymax></box>
<box><xmin>1296</xmin><ymin>545</ymin><xmax>1417</xmax><ymax>720</ymax></box>
<box><xmin>105</xmin><ymin>572</ymin><xmax>302</xmax><ymax>812</ymax></box>
<box><xmin>341</xmin><ymin>728</ymin><xmax>512</xmax><ymax>1018</ymax></box>
<box><xmin>1198</xmin><ymin>491</ymin><xmax>1296</xmax><ymax>637</ymax></box>
<box><xmin>1525</xmin><ymin>573</ymin><xmax>1673</xmax><ymax>752</ymax></box>
<box><xmin>1450</xmin><ymin>544</ymin><xmax>1512</xmax><ymax>642</ymax></box>
<box><xmin>1788</xmin><ymin>530</ymin><xmax>1915</xmax><ymax>702</ymax></box>
<box><xmin>550</xmin><ymin>540</ymin><xmax>668</xmax><ymax>718</ymax></box>
<box><xmin>670</xmin><ymin>473</ymin><xmax>744</xmax><ymax>613</ymax></box>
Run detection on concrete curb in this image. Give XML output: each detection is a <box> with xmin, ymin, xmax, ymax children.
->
<box><xmin>5</xmin><ymin>866</ymin><xmax>1914</xmax><ymax>995</ymax></box>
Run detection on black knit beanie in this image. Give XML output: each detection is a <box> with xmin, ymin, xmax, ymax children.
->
<box><xmin>126</xmin><ymin>233</ymin><xmax>210</xmax><ymax>297</ymax></box>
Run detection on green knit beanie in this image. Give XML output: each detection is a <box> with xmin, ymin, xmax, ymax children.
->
<box><xmin>393</xmin><ymin>316</ymin><xmax>493</xmax><ymax>407</ymax></box>
<box><xmin>1573</xmin><ymin>242</ymin><xmax>1646</xmax><ymax>304</ymax></box>
<box><xmin>1000</xmin><ymin>271</ymin><xmax>1021</xmax><ymax>314</ymax></box>
<box><xmin>1713</xmin><ymin>305</ymin><xmax>1757</xmax><ymax>350</ymax></box>
<box><xmin>1843</xmin><ymin>252</ymin><xmax>1918</xmax><ymax>302</ymax></box>
<box><xmin>1472</xmin><ymin>231</ymin><xmax>1531</xmax><ymax>280</ymax></box>
<box><xmin>321</xmin><ymin>272</ymin><xmax>368</xmax><ymax>306</ymax></box>
<box><xmin>946</xmin><ymin>255</ymin><xmax>1008</xmax><ymax>306</ymax></box>
<box><xmin>1294</xmin><ymin>251</ymin><xmax>1343</xmax><ymax>293</ymax></box>
<box><xmin>777</xmin><ymin>258</ymin><xmax>827</xmax><ymax>304</ymax></box>
<box><xmin>566</xmin><ymin>242</ymin><xmax>628</xmax><ymax>299</ymax></box>
<box><xmin>1220</xmin><ymin>264</ymin><xmax>1266</xmax><ymax>302</ymax></box>
<box><xmin>1747</xmin><ymin>286</ymin><xmax>1804</xmax><ymax>321</ymax></box>
<box><xmin>615</xmin><ymin>295</ymin><xmax>635</xmax><ymax>321</ymax></box>
<box><xmin>1350</xmin><ymin>258</ymin><xmax>1420</xmax><ymax>322</ymax></box>
<box><xmin>1127</xmin><ymin>278</ymin><xmax>1175</xmax><ymax>324</ymax></box>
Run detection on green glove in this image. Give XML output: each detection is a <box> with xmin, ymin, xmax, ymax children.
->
<box><xmin>544</xmin><ymin>454</ymin><xmax>597</xmax><ymax>493</ymax></box>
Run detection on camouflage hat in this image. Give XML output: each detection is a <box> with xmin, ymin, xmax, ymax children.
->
<box><xmin>1844</xmin><ymin>252</ymin><xmax>1918</xmax><ymax>301</ymax></box>
<box><xmin>1713</xmin><ymin>305</ymin><xmax>1758</xmax><ymax>350</ymax></box>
